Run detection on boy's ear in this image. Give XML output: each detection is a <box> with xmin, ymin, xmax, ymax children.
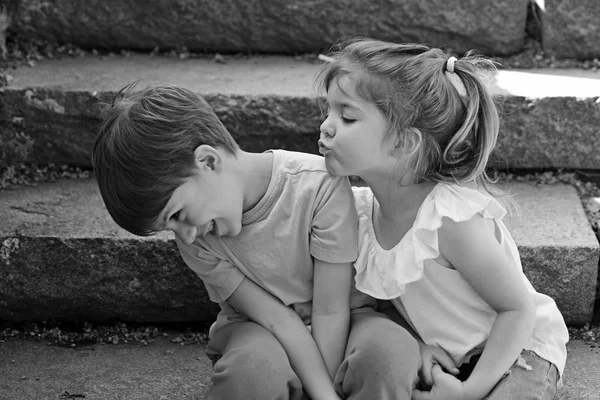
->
<box><xmin>193</xmin><ymin>145</ymin><xmax>223</xmax><ymax>172</ymax></box>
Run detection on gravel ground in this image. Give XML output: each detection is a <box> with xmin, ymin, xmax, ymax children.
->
<box><xmin>0</xmin><ymin>321</ymin><xmax>210</xmax><ymax>348</ymax></box>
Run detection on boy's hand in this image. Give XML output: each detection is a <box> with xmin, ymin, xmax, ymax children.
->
<box><xmin>413</xmin><ymin>365</ymin><xmax>470</xmax><ymax>400</ymax></box>
<box><xmin>418</xmin><ymin>344</ymin><xmax>459</xmax><ymax>388</ymax></box>
<box><xmin>227</xmin><ymin>277</ymin><xmax>341</xmax><ymax>400</ymax></box>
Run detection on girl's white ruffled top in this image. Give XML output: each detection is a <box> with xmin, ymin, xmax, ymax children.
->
<box><xmin>352</xmin><ymin>183</ymin><xmax>568</xmax><ymax>380</ymax></box>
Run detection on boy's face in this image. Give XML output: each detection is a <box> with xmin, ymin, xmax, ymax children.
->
<box><xmin>318</xmin><ymin>74</ymin><xmax>393</xmax><ymax>178</ymax></box>
<box><xmin>155</xmin><ymin>149</ymin><xmax>244</xmax><ymax>245</ymax></box>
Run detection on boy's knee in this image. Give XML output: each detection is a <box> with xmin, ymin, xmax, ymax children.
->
<box><xmin>348</xmin><ymin>319</ymin><xmax>420</xmax><ymax>375</ymax></box>
<box><xmin>214</xmin><ymin>330</ymin><xmax>295</xmax><ymax>381</ymax></box>
<box><xmin>211</xmin><ymin>346</ymin><xmax>301</xmax><ymax>399</ymax></box>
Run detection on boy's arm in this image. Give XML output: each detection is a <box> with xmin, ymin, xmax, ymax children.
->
<box><xmin>311</xmin><ymin>259</ymin><xmax>352</xmax><ymax>379</ymax></box>
<box><xmin>227</xmin><ymin>276</ymin><xmax>341</xmax><ymax>400</ymax></box>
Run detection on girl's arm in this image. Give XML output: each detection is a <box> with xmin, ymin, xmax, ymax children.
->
<box><xmin>311</xmin><ymin>259</ymin><xmax>352</xmax><ymax>378</ymax></box>
<box><xmin>227</xmin><ymin>276</ymin><xmax>341</xmax><ymax>400</ymax></box>
<box><xmin>379</xmin><ymin>300</ymin><xmax>459</xmax><ymax>386</ymax></box>
<box><xmin>438</xmin><ymin>215</ymin><xmax>536</xmax><ymax>400</ymax></box>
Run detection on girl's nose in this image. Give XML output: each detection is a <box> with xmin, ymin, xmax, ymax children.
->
<box><xmin>320</xmin><ymin>117</ymin><xmax>335</xmax><ymax>138</ymax></box>
<box><xmin>174</xmin><ymin>224</ymin><xmax>198</xmax><ymax>245</ymax></box>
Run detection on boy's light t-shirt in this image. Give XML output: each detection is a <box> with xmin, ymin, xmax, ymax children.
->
<box><xmin>352</xmin><ymin>183</ymin><xmax>569</xmax><ymax>380</ymax></box>
<box><xmin>176</xmin><ymin>150</ymin><xmax>375</xmax><ymax>334</ymax></box>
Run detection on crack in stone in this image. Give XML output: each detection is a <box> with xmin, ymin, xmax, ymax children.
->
<box><xmin>10</xmin><ymin>206</ymin><xmax>52</xmax><ymax>218</ymax></box>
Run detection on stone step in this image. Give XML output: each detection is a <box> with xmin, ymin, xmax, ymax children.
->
<box><xmin>544</xmin><ymin>0</ymin><xmax>600</xmax><ymax>59</ymax></box>
<box><xmin>0</xmin><ymin>335</ymin><xmax>597</xmax><ymax>400</ymax></box>
<box><xmin>0</xmin><ymin>178</ymin><xmax>597</xmax><ymax>325</ymax></box>
<box><xmin>6</xmin><ymin>0</ymin><xmax>528</xmax><ymax>56</ymax></box>
<box><xmin>5</xmin><ymin>0</ymin><xmax>599</xmax><ymax>59</ymax></box>
<box><xmin>1</xmin><ymin>55</ymin><xmax>600</xmax><ymax>170</ymax></box>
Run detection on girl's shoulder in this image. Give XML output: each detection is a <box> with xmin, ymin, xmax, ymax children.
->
<box><xmin>418</xmin><ymin>182</ymin><xmax>507</xmax><ymax>229</ymax></box>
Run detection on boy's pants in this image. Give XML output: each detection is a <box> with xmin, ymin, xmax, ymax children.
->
<box><xmin>205</xmin><ymin>308</ymin><xmax>421</xmax><ymax>400</ymax></box>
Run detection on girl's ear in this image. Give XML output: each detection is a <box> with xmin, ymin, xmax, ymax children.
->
<box><xmin>395</xmin><ymin>128</ymin><xmax>422</xmax><ymax>156</ymax></box>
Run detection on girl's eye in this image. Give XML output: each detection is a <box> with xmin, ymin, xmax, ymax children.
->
<box><xmin>170</xmin><ymin>211</ymin><xmax>181</xmax><ymax>221</ymax></box>
<box><xmin>342</xmin><ymin>116</ymin><xmax>356</xmax><ymax>124</ymax></box>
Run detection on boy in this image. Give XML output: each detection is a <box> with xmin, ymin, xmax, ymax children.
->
<box><xmin>93</xmin><ymin>84</ymin><xmax>420</xmax><ymax>400</ymax></box>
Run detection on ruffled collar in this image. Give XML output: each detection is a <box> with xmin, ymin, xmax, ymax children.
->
<box><xmin>353</xmin><ymin>183</ymin><xmax>506</xmax><ymax>299</ymax></box>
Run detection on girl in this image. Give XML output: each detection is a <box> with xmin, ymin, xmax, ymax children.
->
<box><xmin>316</xmin><ymin>39</ymin><xmax>569</xmax><ymax>400</ymax></box>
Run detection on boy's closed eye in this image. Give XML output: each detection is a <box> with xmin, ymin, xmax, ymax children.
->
<box><xmin>341</xmin><ymin>116</ymin><xmax>356</xmax><ymax>124</ymax></box>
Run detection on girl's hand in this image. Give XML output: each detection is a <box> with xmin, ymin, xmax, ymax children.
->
<box><xmin>413</xmin><ymin>365</ymin><xmax>472</xmax><ymax>400</ymax></box>
<box><xmin>418</xmin><ymin>344</ymin><xmax>459</xmax><ymax>388</ymax></box>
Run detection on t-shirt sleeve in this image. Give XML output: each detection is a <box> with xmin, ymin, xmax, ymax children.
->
<box><xmin>175</xmin><ymin>236</ymin><xmax>245</xmax><ymax>303</ymax></box>
<box><xmin>310</xmin><ymin>175</ymin><xmax>359</xmax><ymax>264</ymax></box>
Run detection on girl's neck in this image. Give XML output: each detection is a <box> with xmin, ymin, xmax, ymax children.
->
<box><xmin>365</xmin><ymin>177</ymin><xmax>438</xmax><ymax>250</ymax></box>
<box><xmin>365</xmin><ymin>177</ymin><xmax>437</xmax><ymax>221</ymax></box>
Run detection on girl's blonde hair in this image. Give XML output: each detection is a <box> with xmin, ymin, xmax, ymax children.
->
<box><xmin>316</xmin><ymin>38</ymin><xmax>501</xmax><ymax>192</ymax></box>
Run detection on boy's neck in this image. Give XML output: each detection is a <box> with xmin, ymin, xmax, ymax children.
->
<box><xmin>235</xmin><ymin>150</ymin><xmax>274</xmax><ymax>212</ymax></box>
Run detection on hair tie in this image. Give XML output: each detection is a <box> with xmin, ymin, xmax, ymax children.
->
<box><xmin>446</xmin><ymin>57</ymin><xmax>457</xmax><ymax>74</ymax></box>
<box><xmin>444</xmin><ymin>57</ymin><xmax>467</xmax><ymax>98</ymax></box>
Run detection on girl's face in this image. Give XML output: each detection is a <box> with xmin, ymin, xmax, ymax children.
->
<box><xmin>318</xmin><ymin>75</ymin><xmax>396</xmax><ymax>179</ymax></box>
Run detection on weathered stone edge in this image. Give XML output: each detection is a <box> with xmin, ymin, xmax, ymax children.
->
<box><xmin>0</xmin><ymin>236</ymin><xmax>219</xmax><ymax>323</ymax></box>
<box><xmin>0</xmin><ymin>235</ymin><xmax>595</xmax><ymax>325</ymax></box>
<box><xmin>519</xmin><ymin>245</ymin><xmax>598</xmax><ymax>325</ymax></box>
<box><xmin>7</xmin><ymin>0</ymin><xmax>527</xmax><ymax>55</ymax></box>
<box><xmin>1</xmin><ymin>89</ymin><xmax>600</xmax><ymax>170</ymax></box>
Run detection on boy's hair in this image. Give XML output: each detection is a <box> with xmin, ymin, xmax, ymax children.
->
<box><xmin>92</xmin><ymin>84</ymin><xmax>239</xmax><ymax>236</ymax></box>
<box><xmin>316</xmin><ymin>38</ymin><xmax>500</xmax><ymax>189</ymax></box>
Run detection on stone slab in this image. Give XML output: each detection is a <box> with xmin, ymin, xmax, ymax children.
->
<box><xmin>543</xmin><ymin>0</ymin><xmax>600</xmax><ymax>59</ymax></box>
<box><xmin>0</xmin><ymin>178</ymin><xmax>219</xmax><ymax>323</ymax></box>
<box><xmin>7</xmin><ymin>0</ymin><xmax>527</xmax><ymax>56</ymax></box>
<box><xmin>2</xmin><ymin>55</ymin><xmax>600</xmax><ymax>170</ymax></box>
<box><xmin>504</xmin><ymin>182</ymin><xmax>599</xmax><ymax>324</ymax></box>
<box><xmin>0</xmin><ymin>336</ymin><xmax>597</xmax><ymax>399</ymax></box>
<box><xmin>0</xmin><ymin>179</ymin><xmax>597</xmax><ymax>324</ymax></box>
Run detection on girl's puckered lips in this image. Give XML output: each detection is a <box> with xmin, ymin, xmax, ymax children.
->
<box><xmin>318</xmin><ymin>140</ymin><xmax>331</xmax><ymax>156</ymax></box>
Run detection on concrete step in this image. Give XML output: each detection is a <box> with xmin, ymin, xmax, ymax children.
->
<box><xmin>0</xmin><ymin>335</ymin><xmax>597</xmax><ymax>400</ymax></box>
<box><xmin>0</xmin><ymin>178</ymin><xmax>597</xmax><ymax>325</ymax></box>
<box><xmin>1</xmin><ymin>55</ymin><xmax>600</xmax><ymax>169</ymax></box>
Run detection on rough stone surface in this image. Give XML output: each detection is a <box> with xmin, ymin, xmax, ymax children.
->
<box><xmin>0</xmin><ymin>179</ymin><xmax>219</xmax><ymax>323</ymax></box>
<box><xmin>2</xmin><ymin>55</ymin><xmax>600</xmax><ymax>170</ymax></box>
<box><xmin>494</xmin><ymin>96</ymin><xmax>600</xmax><ymax>170</ymax></box>
<box><xmin>7</xmin><ymin>0</ymin><xmax>528</xmax><ymax>56</ymax></box>
<box><xmin>2</xmin><ymin>89</ymin><xmax>600</xmax><ymax>169</ymax></box>
<box><xmin>543</xmin><ymin>0</ymin><xmax>600</xmax><ymax>59</ymax></box>
<box><xmin>1</xmin><ymin>179</ymin><xmax>597</xmax><ymax>325</ymax></box>
<box><xmin>504</xmin><ymin>182</ymin><xmax>598</xmax><ymax>325</ymax></box>
<box><xmin>0</xmin><ymin>88</ymin><xmax>321</xmax><ymax>167</ymax></box>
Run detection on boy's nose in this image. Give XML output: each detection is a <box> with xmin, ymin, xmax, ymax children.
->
<box><xmin>174</xmin><ymin>225</ymin><xmax>198</xmax><ymax>245</ymax></box>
